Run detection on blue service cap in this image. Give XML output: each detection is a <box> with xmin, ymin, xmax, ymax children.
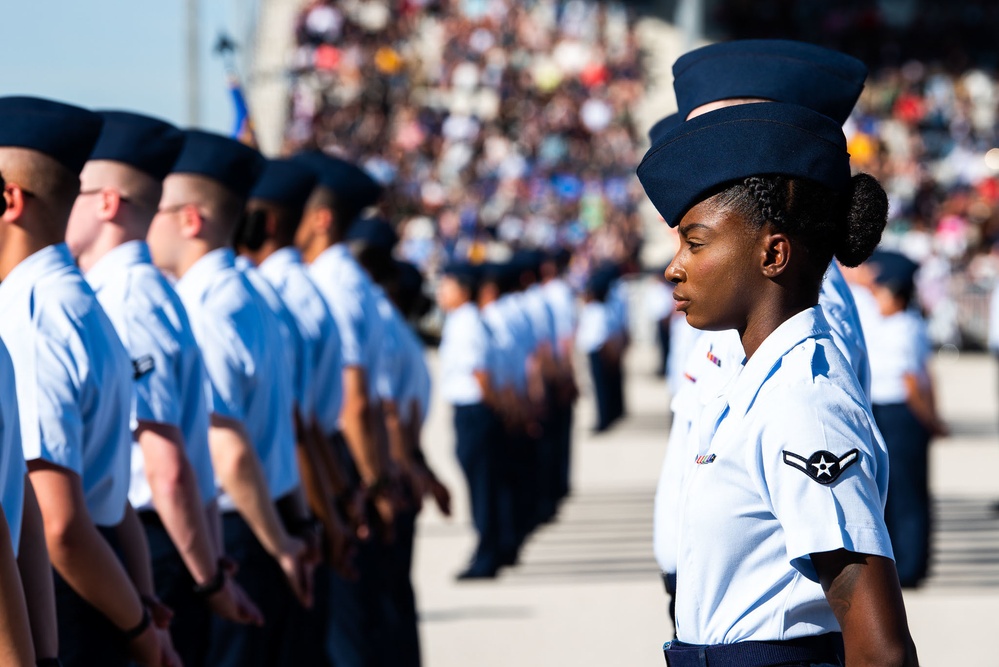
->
<box><xmin>441</xmin><ymin>261</ymin><xmax>480</xmax><ymax>287</ymax></box>
<box><xmin>292</xmin><ymin>150</ymin><xmax>383</xmax><ymax>211</ymax></box>
<box><xmin>869</xmin><ymin>249</ymin><xmax>919</xmax><ymax>292</ymax></box>
<box><xmin>672</xmin><ymin>39</ymin><xmax>868</xmax><ymax>125</ymax></box>
<box><xmin>89</xmin><ymin>111</ymin><xmax>184</xmax><ymax>181</ymax></box>
<box><xmin>345</xmin><ymin>216</ymin><xmax>398</xmax><ymax>250</ymax></box>
<box><xmin>637</xmin><ymin>102</ymin><xmax>851</xmax><ymax>228</ymax></box>
<box><xmin>647</xmin><ymin>113</ymin><xmax>681</xmax><ymax>145</ymax></box>
<box><xmin>0</xmin><ymin>96</ymin><xmax>103</xmax><ymax>175</ymax></box>
<box><xmin>169</xmin><ymin>130</ymin><xmax>265</xmax><ymax>200</ymax></box>
<box><xmin>585</xmin><ymin>266</ymin><xmax>614</xmax><ymax>300</ymax></box>
<box><xmin>249</xmin><ymin>158</ymin><xmax>318</xmax><ymax>210</ymax></box>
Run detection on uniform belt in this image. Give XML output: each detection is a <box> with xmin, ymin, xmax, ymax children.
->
<box><xmin>663</xmin><ymin>632</ymin><xmax>844</xmax><ymax>667</ymax></box>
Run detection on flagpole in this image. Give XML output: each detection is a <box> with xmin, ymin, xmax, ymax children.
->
<box><xmin>186</xmin><ymin>0</ymin><xmax>201</xmax><ymax>126</ymax></box>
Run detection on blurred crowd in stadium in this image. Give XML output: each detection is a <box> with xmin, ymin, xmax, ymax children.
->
<box><xmin>284</xmin><ymin>0</ymin><xmax>646</xmax><ymax>291</ymax></box>
<box><xmin>283</xmin><ymin>0</ymin><xmax>999</xmax><ymax>349</ymax></box>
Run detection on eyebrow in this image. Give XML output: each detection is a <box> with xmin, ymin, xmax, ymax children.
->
<box><xmin>678</xmin><ymin>222</ymin><xmax>711</xmax><ymax>235</ymax></box>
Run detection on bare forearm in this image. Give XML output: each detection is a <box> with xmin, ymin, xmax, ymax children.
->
<box><xmin>813</xmin><ymin>550</ymin><xmax>918</xmax><ymax>667</ymax></box>
<box><xmin>209</xmin><ymin>424</ymin><xmax>291</xmax><ymax>557</ymax></box>
<box><xmin>340</xmin><ymin>397</ymin><xmax>382</xmax><ymax>484</ymax></box>
<box><xmin>47</xmin><ymin>517</ymin><xmax>145</xmax><ymax>629</ymax></box>
<box><xmin>147</xmin><ymin>461</ymin><xmax>218</xmax><ymax>584</ymax></box>
<box><xmin>0</xmin><ymin>509</ymin><xmax>35</xmax><ymax>666</ymax></box>
<box><xmin>383</xmin><ymin>400</ymin><xmax>413</xmax><ymax>470</ymax></box>
<box><xmin>17</xmin><ymin>479</ymin><xmax>57</xmax><ymax>660</ymax></box>
<box><xmin>115</xmin><ymin>504</ymin><xmax>157</xmax><ymax>599</ymax></box>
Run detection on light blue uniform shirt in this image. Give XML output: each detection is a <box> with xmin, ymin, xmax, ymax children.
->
<box><xmin>863</xmin><ymin>308</ymin><xmax>931</xmax><ymax>405</ymax></box>
<box><xmin>259</xmin><ymin>247</ymin><xmax>344</xmax><ymax>436</ymax></box>
<box><xmin>396</xmin><ymin>321</ymin><xmax>432</xmax><ymax>425</ymax></box>
<box><xmin>495</xmin><ymin>294</ymin><xmax>533</xmax><ymax>393</ymax></box>
<box><xmin>439</xmin><ymin>302</ymin><xmax>490</xmax><ymax>406</ymax></box>
<box><xmin>523</xmin><ymin>284</ymin><xmax>557</xmax><ymax>352</ymax></box>
<box><xmin>85</xmin><ymin>241</ymin><xmax>217</xmax><ymax>510</ymax></box>
<box><xmin>607</xmin><ymin>278</ymin><xmax>629</xmax><ymax>335</ymax></box>
<box><xmin>237</xmin><ymin>256</ymin><xmax>312</xmax><ymax>417</ymax></box>
<box><xmin>674</xmin><ymin>307</ymin><xmax>892</xmax><ymax>645</ymax></box>
<box><xmin>0</xmin><ymin>244</ymin><xmax>132</xmax><ymax>527</ymax></box>
<box><xmin>575</xmin><ymin>301</ymin><xmax>612</xmax><ymax>354</ymax></box>
<box><xmin>480</xmin><ymin>301</ymin><xmax>517</xmax><ymax>391</ymax></box>
<box><xmin>175</xmin><ymin>248</ymin><xmax>299</xmax><ymax>506</ymax></box>
<box><xmin>372</xmin><ymin>287</ymin><xmax>406</xmax><ymax>404</ymax></box>
<box><xmin>0</xmin><ymin>340</ymin><xmax>26</xmax><ymax>555</ymax></box>
<box><xmin>309</xmin><ymin>245</ymin><xmax>384</xmax><ymax>399</ymax></box>
<box><xmin>542</xmin><ymin>277</ymin><xmax>577</xmax><ymax>354</ymax></box>
<box><xmin>654</xmin><ymin>262</ymin><xmax>873</xmax><ymax>573</ymax></box>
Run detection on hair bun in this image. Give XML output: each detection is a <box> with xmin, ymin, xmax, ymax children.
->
<box><xmin>835</xmin><ymin>173</ymin><xmax>888</xmax><ymax>267</ymax></box>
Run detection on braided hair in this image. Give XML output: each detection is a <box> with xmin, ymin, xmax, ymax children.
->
<box><xmin>714</xmin><ymin>173</ymin><xmax>888</xmax><ymax>283</ymax></box>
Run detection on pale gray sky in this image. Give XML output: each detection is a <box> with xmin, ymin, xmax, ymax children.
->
<box><xmin>0</xmin><ymin>0</ymin><xmax>260</xmax><ymax>135</ymax></box>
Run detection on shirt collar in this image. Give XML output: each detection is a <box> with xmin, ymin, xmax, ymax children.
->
<box><xmin>259</xmin><ymin>246</ymin><xmax>302</xmax><ymax>282</ymax></box>
<box><xmin>85</xmin><ymin>240</ymin><xmax>152</xmax><ymax>292</ymax></box>
<box><xmin>175</xmin><ymin>247</ymin><xmax>235</xmax><ymax>302</ymax></box>
<box><xmin>0</xmin><ymin>243</ymin><xmax>76</xmax><ymax>310</ymax></box>
<box><xmin>313</xmin><ymin>243</ymin><xmax>350</xmax><ymax>268</ymax></box>
<box><xmin>726</xmin><ymin>306</ymin><xmax>831</xmax><ymax>418</ymax></box>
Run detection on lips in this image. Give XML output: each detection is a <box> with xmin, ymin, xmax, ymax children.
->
<box><xmin>673</xmin><ymin>292</ymin><xmax>690</xmax><ymax>311</ymax></box>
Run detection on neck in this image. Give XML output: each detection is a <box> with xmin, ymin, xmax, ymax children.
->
<box><xmin>739</xmin><ymin>287</ymin><xmax>817</xmax><ymax>360</ymax></box>
<box><xmin>0</xmin><ymin>224</ymin><xmax>60</xmax><ymax>281</ymax></box>
<box><xmin>244</xmin><ymin>239</ymin><xmax>283</xmax><ymax>267</ymax></box>
<box><xmin>78</xmin><ymin>222</ymin><xmax>134</xmax><ymax>273</ymax></box>
<box><xmin>173</xmin><ymin>239</ymin><xmax>217</xmax><ymax>280</ymax></box>
<box><xmin>300</xmin><ymin>235</ymin><xmax>335</xmax><ymax>264</ymax></box>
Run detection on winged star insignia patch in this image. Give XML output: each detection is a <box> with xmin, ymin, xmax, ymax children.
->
<box><xmin>132</xmin><ymin>355</ymin><xmax>155</xmax><ymax>380</ymax></box>
<box><xmin>782</xmin><ymin>448</ymin><xmax>859</xmax><ymax>485</ymax></box>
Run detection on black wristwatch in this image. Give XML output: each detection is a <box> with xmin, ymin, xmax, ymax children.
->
<box><xmin>192</xmin><ymin>561</ymin><xmax>227</xmax><ymax>598</ymax></box>
<box><xmin>121</xmin><ymin>607</ymin><xmax>152</xmax><ymax>642</ymax></box>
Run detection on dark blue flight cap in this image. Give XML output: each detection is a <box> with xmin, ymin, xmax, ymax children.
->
<box><xmin>585</xmin><ymin>267</ymin><xmax>613</xmax><ymax>301</ymax></box>
<box><xmin>870</xmin><ymin>249</ymin><xmax>919</xmax><ymax>293</ymax></box>
<box><xmin>648</xmin><ymin>113</ymin><xmax>680</xmax><ymax>145</ymax></box>
<box><xmin>345</xmin><ymin>216</ymin><xmax>398</xmax><ymax>250</ymax></box>
<box><xmin>293</xmin><ymin>150</ymin><xmax>383</xmax><ymax>210</ymax></box>
<box><xmin>636</xmin><ymin>102</ymin><xmax>851</xmax><ymax>228</ymax></box>
<box><xmin>0</xmin><ymin>96</ymin><xmax>103</xmax><ymax>175</ymax></box>
<box><xmin>672</xmin><ymin>39</ymin><xmax>868</xmax><ymax>125</ymax></box>
<box><xmin>249</xmin><ymin>158</ymin><xmax>318</xmax><ymax>210</ymax></box>
<box><xmin>170</xmin><ymin>129</ymin><xmax>265</xmax><ymax>200</ymax></box>
<box><xmin>89</xmin><ymin>111</ymin><xmax>184</xmax><ymax>181</ymax></box>
<box><xmin>441</xmin><ymin>261</ymin><xmax>480</xmax><ymax>289</ymax></box>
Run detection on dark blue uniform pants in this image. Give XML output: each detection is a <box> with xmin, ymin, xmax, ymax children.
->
<box><xmin>140</xmin><ymin>511</ymin><xmax>212</xmax><ymax>667</ymax></box>
<box><xmin>872</xmin><ymin>402</ymin><xmax>931</xmax><ymax>587</ymax></box>
<box><xmin>588</xmin><ymin>350</ymin><xmax>613</xmax><ymax>431</ymax></box>
<box><xmin>55</xmin><ymin>526</ymin><xmax>130</xmax><ymax>667</ymax></box>
<box><xmin>454</xmin><ymin>402</ymin><xmax>501</xmax><ymax>571</ymax></box>
<box><xmin>205</xmin><ymin>511</ymin><xmax>298</xmax><ymax>667</ymax></box>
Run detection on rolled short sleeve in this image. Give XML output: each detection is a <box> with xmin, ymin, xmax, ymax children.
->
<box><xmin>326</xmin><ymin>290</ymin><xmax>365</xmax><ymax>368</ymax></box>
<box><xmin>754</xmin><ymin>386</ymin><xmax>893</xmax><ymax>581</ymax></box>
<box><xmin>29</xmin><ymin>326</ymin><xmax>86</xmax><ymax>474</ymax></box>
<box><xmin>127</xmin><ymin>307</ymin><xmax>183</xmax><ymax>427</ymax></box>
<box><xmin>196</xmin><ymin>313</ymin><xmax>251</xmax><ymax>421</ymax></box>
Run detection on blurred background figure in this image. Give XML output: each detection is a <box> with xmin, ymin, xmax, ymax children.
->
<box><xmin>860</xmin><ymin>250</ymin><xmax>947</xmax><ymax>588</ymax></box>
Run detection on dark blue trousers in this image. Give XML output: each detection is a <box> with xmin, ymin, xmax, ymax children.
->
<box><xmin>872</xmin><ymin>402</ymin><xmax>931</xmax><ymax>587</ymax></box>
<box><xmin>140</xmin><ymin>512</ymin><xmax>212</xmax><ymax>667</ymax></box>
<box><xmin>454</xmin><ymin>402</ymin><xmax>502</xmax><ymax>571</ymax></box>
<box><xmin>204</xmin><ymin>511</ymin><xmax>298</xmax><ymax>667</ymax></box>
<box><xmin>553</xmin><ymin>401</ymin><xmax>574</xmax><ymax>501</ymax></box>
<box><xmin>321</xmin><ymin>432</ymin><xmax>399</xmax><ymax>667</ymax></box>
<box><xmin>588</xmin><ymin>350</ymin><xmax>613</xmax><ymax>431</ymax></box>
<box><xmin>384</xmin><ymin>506</ymin><xmax>421</xmax><ymax>667</ymax></box>
<box><xmin>55</xmin><ymin>526</ymin><xmax>130</xmax><ymax>667</ymax></box>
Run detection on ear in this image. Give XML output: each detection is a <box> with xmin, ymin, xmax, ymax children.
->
<box><xmin>760</xmin><ymin>232</ymin><xmax>791</xmax><ymax>279</ymax></box>
<box><xmin>2</xmin><ymin>182</ymin><xmax>27</xmax><ymax>223</ymax></box>
<box><xmin>312</xmin><ymin>207</ymin><xmax>332</xmax><ymax>233</ymax></box>
<box><xmin>97</xmin><ymin>188</ymin><xmax>122</xmax><ymax>222</ymax></box>
<box><xmin>263</xmin><ymin>209</ymin><xmax>279</xmax><ymax>238</ymax></box>
<box><xmin>179</xmin><ymin>204</ymin><xmax>204</xmax><ymax>239</ymax></box>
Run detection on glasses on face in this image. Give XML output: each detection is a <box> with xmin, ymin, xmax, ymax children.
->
<box><xmin>78</xmin><ymin>187</ymin><xmax>131</xmax><ymax>204</ymax></box>
<box><xmin>155</xmin><ymin>202</ymin><xmax>192</xmax><ymax>216</ymax></box>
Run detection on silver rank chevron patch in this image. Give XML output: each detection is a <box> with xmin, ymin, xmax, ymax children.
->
<box><xmin>782</xmin><ymin>449</ymin><xmax>859</xmax><ymax>485</ymax></box>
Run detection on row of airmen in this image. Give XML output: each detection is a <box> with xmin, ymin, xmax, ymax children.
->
<box><xmin>0</xmin><ymin>96</ymin><xmax>452</xmax><ymax>667</ymax></box>
<box><xmin>436</xmin><ymin>251</ymin><xmax>582</xmax><ymax>578</ymax></box>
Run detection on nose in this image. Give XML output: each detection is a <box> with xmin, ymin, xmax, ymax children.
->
<box><xmin>665</xmin><ymin>256</ymin><xmax>684</xmax><ymax>285</ymax></box>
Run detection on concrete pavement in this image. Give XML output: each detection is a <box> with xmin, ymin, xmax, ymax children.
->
<box><xmin>412</xmin><ymin>337</ymin><xmax>999</xmax><ymax>667</ymax></box>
